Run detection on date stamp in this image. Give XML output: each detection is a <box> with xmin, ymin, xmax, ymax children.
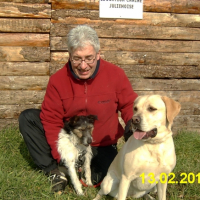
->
<box><xmin>140</xmin><ymin>172</ymin><xmax>200</xmax><ymax>184</ymax></box>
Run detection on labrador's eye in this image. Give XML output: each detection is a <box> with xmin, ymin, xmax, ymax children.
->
<box><xmin>148</xmin><ymin>106</ymin><xmax>157</xmax><ymax>112</ymax></box>
<box><xmin>134</xmin><ymin>107</ymin><xmax>138</xmax><ymax>112</ymax></box>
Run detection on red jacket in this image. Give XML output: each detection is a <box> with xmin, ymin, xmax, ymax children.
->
<box><xmin>40</xmin><ymin>59</ymin><xmax>138</xmax><ymax>162</ymax></box>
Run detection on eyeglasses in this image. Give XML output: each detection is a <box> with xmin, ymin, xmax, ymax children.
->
<box><xmin>71</xmin><ymin>56</ymin><xmax>96</xmax><ymax>65</ymax></box>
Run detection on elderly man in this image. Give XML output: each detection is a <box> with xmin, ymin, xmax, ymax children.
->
<box><xmin>19</xmin><ymin>25</ymin><xmax>138</xmax><ymax>193</ymax></box>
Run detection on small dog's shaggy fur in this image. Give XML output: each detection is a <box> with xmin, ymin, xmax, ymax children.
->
<box><xmin>57</xmin><ymin>115</ymin><xmax>97</xmax><ymax>195</ymax></box>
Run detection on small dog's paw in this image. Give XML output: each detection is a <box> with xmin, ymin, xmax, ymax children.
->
<box><xmin>85</xmin><ymin>178</ymin><xmax>93</xmax><ymax>186</ymax></box>
<box><xmin>76</xmin><ymin>189</ymin><xmax>84</xmax><ymax>196</ymax></box>
<box><xmin>85</xmin><ymin>179</ymin><xmax>93</xmax><ymax>186</ymax></box>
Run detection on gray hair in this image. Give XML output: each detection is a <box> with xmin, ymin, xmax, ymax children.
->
<box><xmin>67</xmin><ymin>25</ymin><xmax>100</xmax><ymax>54</ymax></box>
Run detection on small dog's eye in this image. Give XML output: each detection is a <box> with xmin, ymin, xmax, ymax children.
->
<box><xmin>134</xmin><ymin>107</ymin><xmax>138</xmax><ymax>112</ymax></box>
<box><xmin>148</xmin><ymin>106</ymin><xmax>157</xmax><ymax>112</ymax></box>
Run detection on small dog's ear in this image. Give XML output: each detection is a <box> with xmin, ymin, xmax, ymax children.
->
<box><xmin>68</xmin><ymin>116</ymin><xmax>79</xmax><ymax>127</ymax></box>
<box><xmin>87</xmin><ymin>115</ymin><xmax>98</xmax><ymax>123</ymax></box>
<box><xmin>161</xmin><ymin>96</ymin><xmax>181</xmax><ymax>130</ymax></box>
<box><xmin>63</xmin><ymin>122</ymin><xmax>72</xmax><ymax>134</ymax></box>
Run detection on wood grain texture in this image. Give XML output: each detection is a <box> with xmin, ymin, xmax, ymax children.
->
<box><xmin>136</xmin><ymin>91</ymin><xmax>200</xmax><ymax>116</ymax></box>
<box><xmin>144</xmin><ymin>0</ymin><xmax>200</xmax><ymax>14</ymax></box>
<box><xmin>0</xmin><ymin>0</ymin><xmax>49</xmax><ymax>3</ymax></box>
<box><xmin>50</xmin><ymin>51</ymin><xmax>200</xmax><ymax>66</ymax></box>
<box><xmin>0</xmin><ymin>119</ymin><xmax>18</xmax><ymax>130</ymax></box>
<box><xmin>50</xmin><ymin>61</ymin><xmax>200</xmax><ymax>79</ymax></box>
<box><xmin>51</xmin><ymin>0</ymin><xmax>200</xmax><ymax>14</ymax></box>
<box><xmin>0</xmin><ymin>18</ymin><xmax>50</xmax><ymax>32</ymax></box>
<box><xmin>121</xmin><ymin>65</ymin><xmax>200</xmax><ymax>79</ymax></box>
<box><xmin>0</xmin><ymin>34</ymin><xmax>49</xmax><ymax>47</ymax></box>
<box><xmin>130</xmin><ymin>78</ymin><xmax>200</xmax><ymax>91</ymax></box>
<box><xmin>0</xmin><ymin>90</ymin><xmax>45</xmax><ymax>104</ymax></box>
<box><xmin>51</xmin><ymin>37</ymin><xmax>200</xmax><ymax>53</ymax></box>
<box><xmin>0</xmin><ymin>62</ymin><xmax>49</xmax><ymax>76</ymax></box>
<box><xmin>101</xmin><ymin>51</ymin><xmax>200</xmax><ymax>66</ymax></box>
<box><xmin>0</xmin><ymin>104</ymin><xmax>41</xmax><ymax>119</ymax></box>
<box><xmin>0</xmin><ymin>76</ymin><xmax>49</xmax><ymax>90</ymax></box>
<box><xmin>0</xmin><ymin>47</ymin><xmax>50</xmax><ymax>62</ymax></box>
<box><xmin>0</xmin><ymin>2</ymin><xmax>51</xmax><ymax>18</ymax></box>
<box><xmin>52</xmin><ymin>10</ymin><xmax>200</xmax><ymax>28</ymax></box>
<box><xmin>51</xmin><ymin>24</ymin><xmax>200</xmax><ymax>40</ymax></box>
<box><xmin>51</xmin><ymin>52</ymin><xmax>69</xmax><ymax>63</ymax></box>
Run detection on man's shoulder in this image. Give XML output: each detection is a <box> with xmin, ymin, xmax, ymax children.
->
<box><xmin>100</xmin><ymin>59</ymin><xmax>124</xmax><ymax>74</ymax></box>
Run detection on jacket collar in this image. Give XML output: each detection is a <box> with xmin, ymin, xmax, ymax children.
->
<box><xmin>69</xmin><ymin>59</ymin><xmax>100</xmax><ymax>80</ymax></box>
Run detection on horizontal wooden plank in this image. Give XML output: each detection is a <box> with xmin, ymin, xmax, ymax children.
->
<box><xmin>51</xmin><ymin>37</ymin><xmax>200</xmax><ymax>53</ymax></box>
<box><xmin>0</xmin><ymin>47</ymin><xmax>50</xmax><ymax>62</ymax></box>
<box><xmin>52</xmin><ymin>11</ymin><xmax>200</xmax><ymax>28</ymax></box>
<box><xmin>118</xmin><ymin>116</ymin><xmax>200</xmax><ymax>134</ymax></box>
<box><xmin>50</xmin><ymin>62</ymin><xmax>65</xmax><ymax>75</ymax></box>
<box><xmin>50</xmin><ymin>51</ymin><xmax>200</xmax><ymax>66</ymax></box>
<box><xmin>130</xmin><ymin>78</ymin><xmax>200</xmax><ymax>91</ymax></box>
<box><xmin>0</xmin><ymin>118</ymin><xmax>199</xmax><ymax>133</ymax></box>
<box><xmin>0</xmin><ymin>90</ymin><xmax>199</xmax><ymax>116</ymax></box>
<box><xmin>144</xmin><ymin>0</ymin><xmax>200</xmax><ymax>14</ymax></box>
<box><xmin>174</xmin><ymin>115</ymin><xmax>200</xmax><ymax>129</ymax></box>
<box><xmin>0</xmin><ymin>62</ymin><xmax>49</xmax><ymax>76</ymax></box>
<box><xmin>50</xmin><ymin>37</ymin><xmax>68</xmax><ymax>51</ymax></box>
<box><xmin>173</xmin><ymin>127</ymin><xmax>200</xmax><ymax>135</ymax></box>
<box><xmin>0</xmin><ymin>0</ymin><xmax>49</xmax><ymax>3</ymax></box>
<box><xmin>51</xmin><ymin>0</ymin><xmax>200</xmax><ymax>14</ymax></box>
<box><xmin>0</xmin><ymin>2</ymin><xmax>51</xmax><ymax>18</ymax></box>
<box><xmin>51</xmin><ymin>52</ymin><xmax>69</xmax><ymax>63</ymax></box>
<box><xmin>0</xmin><ymin>76</ymin><xmax>49</xmax><ymax>90</ymax></box>
<box><xmin>50</xmin><ymin>24</ymin><xmax>200</xmax><ymax>40</ymax></box>
<box><xmin>0</xmin><ymin>18</ymin><xmax>50</xmax><ymax>33</ymax></box>
<box><xmin>0</xmin><ymin>104</ymin><xmax>41</xmax><ymax>119</ymax></box>
<box><xmin>101</xmin><ymin>51</ymin><xmax>200</xmax><ymax>66</ymax></box>
<box><xmin>0</xmin><ymin>33</ymin><xmax>49</xmax><ymax>47</ymax></box>
<box><xmin>0</xmin><ymin>90</ymin><xmax>45</xmax><ymax>104</ymax></box>
<box><xmin>120</xmin><ymin>65</ymin><xmax>200</xmax><ymax>79</ymax></box>
<box><xmin>0</xmin><ymin>119</ymin><xmax>18</xmax><ymax>131</ymax></box>
<box><xmin>51</xmin><ymin>0</ymin><xmax>99</xmax><ymax>10</ymax></box>
<box><xmin>50</xmin><ymin>61</ymin><xmax>200</xmax><ymax>79</ymax></box>
<box><xmin>136</xmin><ymin>91</ymin><xmax>200</xmax><ymax>116</ymax></box>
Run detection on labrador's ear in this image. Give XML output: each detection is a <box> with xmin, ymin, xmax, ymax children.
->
<box><xmin>161</xmin><ymin>96</ymin><xmax>181</xmax><ymax>130</ymax></box>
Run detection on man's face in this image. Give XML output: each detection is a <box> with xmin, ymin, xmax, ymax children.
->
<box><xmin>70</xmin><ymin>45</ymin><xmax>100</xmax><ymax>79</ymax></box>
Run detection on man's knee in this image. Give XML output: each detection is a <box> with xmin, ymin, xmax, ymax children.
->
<box><xmin>18</xmin><ymin>109</ymin><xmax>41</xmax><ymax>134</ymax></box>
<box><xmin>19</xmin><ymin>109</ymin><xmax>40</xmax><ymax>123</ymax></box>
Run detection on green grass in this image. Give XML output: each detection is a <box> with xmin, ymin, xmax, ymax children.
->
<box><xmin>0</xmin><ymin>126</ymin><xmax>200</xmax><ymax>199</ymax></box>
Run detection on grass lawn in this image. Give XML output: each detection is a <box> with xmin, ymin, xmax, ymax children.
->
<box><xmin>0</xmin><ymin>125</ymin><xmax>200</xmax><ymax>200</ymax></box>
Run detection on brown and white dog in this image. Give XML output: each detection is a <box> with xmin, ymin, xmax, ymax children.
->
<box><xmin>57</xmin><ymin>115</ymin><xmax>97</xmax><ymax>195</ymax></box>
<box><xmin>93</xmin><ymin>95</ymin><xmax>181</xmax><ymax>200</ymax></box>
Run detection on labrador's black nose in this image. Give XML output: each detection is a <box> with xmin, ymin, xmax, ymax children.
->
<box><xmin>132</xmin><ymin>116</ymin><xmax>141</xmax><ymax>124</ymax></box>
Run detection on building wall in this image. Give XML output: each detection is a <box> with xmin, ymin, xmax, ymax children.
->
<box><xmin>0</xmin><ymin>0</ymin><xmax>200</xmax><ymax>133</ymax></box>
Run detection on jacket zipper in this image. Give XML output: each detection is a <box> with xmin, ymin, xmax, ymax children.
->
<box><xmin>84</xmin><ymin>82</ymin><xmax>87</xmax><ymax>113</ymax></box>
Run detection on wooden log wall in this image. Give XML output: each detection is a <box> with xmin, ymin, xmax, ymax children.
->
<box><xmin>0</xmin><ymin>0</ymin><xmax>200</xmax><ymax>134</ymax></box>
<box><xmin>0</xmin><ymin>0</ymin><xmax>50</xmax><ymax>128</ymax></box>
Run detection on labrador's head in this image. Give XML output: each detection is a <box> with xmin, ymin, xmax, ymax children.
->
<box><xmin>131</xmin><ymin>95</ymin><xmax>181</xmax><ymax>142</ymax></box>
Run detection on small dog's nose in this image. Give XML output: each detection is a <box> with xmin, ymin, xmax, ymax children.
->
<box><xmin>87</xmin><ymin>137</ymin><xmax>92</xmax><ymax>144</ymax></box>
<box><xmin>132</xmin><ymin>116</ymin><xmax>141</xmax><ymax>124</ymax></box>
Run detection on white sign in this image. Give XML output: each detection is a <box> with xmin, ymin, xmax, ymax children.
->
<box><xmin>99</xmin><ymin>0</ymin><xmax>143</xmax><ymax>19</ymax></box>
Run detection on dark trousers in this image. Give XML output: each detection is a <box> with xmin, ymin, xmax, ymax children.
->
<box><xmin>18</xmin><ymin>109</ymin><xmax>118</xmax><ymax>184</ymax></box>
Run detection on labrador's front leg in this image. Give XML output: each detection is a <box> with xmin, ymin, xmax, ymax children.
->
<box><xmin>117</xmin><ymin>174</ymin><xmax>130</xmax><ymax>200</ymax></box>
<box><xmin>157</xmin><ymin>181</ymin><xmax>167</xmax><ymax>200</ymax></box>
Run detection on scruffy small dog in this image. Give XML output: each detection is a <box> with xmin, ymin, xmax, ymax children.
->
<box><xmin>57</xmin><ymin>115</ymin><xmax>97</xmax><ymax>195</ymax></box>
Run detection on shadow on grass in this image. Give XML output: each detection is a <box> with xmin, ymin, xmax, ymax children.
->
<box><xmin>19</xmin><ymin>140</ymin><xmax>39</xmax><ymax>171</ymax></box>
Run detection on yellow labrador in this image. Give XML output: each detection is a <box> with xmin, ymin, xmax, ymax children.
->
<box><xmin>93</xmin><ymin>95</ymin><xmax>181</xmax><ymax>200</ymax></box>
